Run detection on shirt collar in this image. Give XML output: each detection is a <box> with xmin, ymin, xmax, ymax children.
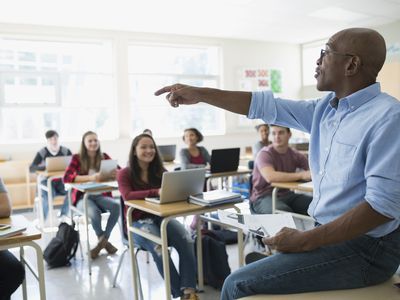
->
<box><xmin>329</xmin><ymin>82</ymin><xmax>381</xmax><ymax>110</ymax></box>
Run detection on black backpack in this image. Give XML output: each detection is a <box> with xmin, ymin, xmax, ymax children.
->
<box><xmin>195</xmin><ymin>230</ymin><xmax>231</xmax><ymax>289</ymax></box>
<box><xmin>43</xmin><ymin>222</ymin><xmax>79</xmax><ymax>268</ymax></box>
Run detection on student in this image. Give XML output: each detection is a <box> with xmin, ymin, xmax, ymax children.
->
<box><xmin>252</xmin><ymin>123</ymin><xmax>270</xmax><ymax>158</ymax></box>
<box><xmin>117</xmin><ymin>134</ymin><xmax>199</xmax><ymax>300</ymax></box>
<box><xmin>250</xmin><ymin>125</ymin><xmax>311</xmax><ymax>215</ymax></box>
<box><xmin>179</xmin><ymin>128</ymin><xmax>211</xmax><ymax>170</ymax></box>
<box><xmin>30</xmin><ymin>130</ymin><xmax>72</xmax><ymax>219</ymax></box>
<box><xmin>155</xmin><ymin>28</ymin><xmax>400</xmax><ymax>299</ymax></box>
<box><xmin>63</xmin><ymin>131</ymin><xmax>119</xmax><ymax>259</ymax></box>
<box><xmin>0</xmin><ymin>177</ymin><xmax>25</xmax><ymax>300</ymax></box>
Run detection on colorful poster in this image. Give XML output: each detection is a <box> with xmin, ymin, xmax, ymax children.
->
<box><xmin>238</xmin><ymin>68</ymin><xmax>282</xmax><ymax>93</ymax></box>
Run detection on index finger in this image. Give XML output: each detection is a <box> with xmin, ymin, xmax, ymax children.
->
<box><xmin>154</xmin><ymin>85</ymin><xmax>174</xmax><ymax>96</ymax></box>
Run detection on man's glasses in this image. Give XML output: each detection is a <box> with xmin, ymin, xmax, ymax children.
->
<box><xmin>320</xmin><ymin>49</ymin><xmax>356</xmax><ymax>61</ymax></box>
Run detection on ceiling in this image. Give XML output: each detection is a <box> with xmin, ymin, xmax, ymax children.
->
<box><xmin>1</xmin><ymin>0</ymin><xmax>400</xmax><ymax>44</ymax></box>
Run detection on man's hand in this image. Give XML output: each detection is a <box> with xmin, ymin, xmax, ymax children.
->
<box><xmin>263</xmin><ymin>227</ymin><xmax>316</xmax><ymax>253</ymax></box>
<box><xmin>154</xmin><ymin>84</ymin><xmax>201</xmax><ymax>108</ymax></box>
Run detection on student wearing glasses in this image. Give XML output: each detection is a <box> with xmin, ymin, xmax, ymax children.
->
<box><xmin>156</xmin><ymin>28</ymin><xmax>400</xmax><ymax>299</ymax></box>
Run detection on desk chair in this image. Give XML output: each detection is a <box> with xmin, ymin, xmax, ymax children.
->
<box><xmin>113</xmin><ymin>197</ymin><xmax>148</xmax><ymax>299</ymax></box>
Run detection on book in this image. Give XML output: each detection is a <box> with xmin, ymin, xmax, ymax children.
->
<box><xmin>189</xmin><ymin>190</ymin><xmax>243</xmax><ymax>206</ymax></box>
<box><xmin>0</xmin><ymin>224</ymin><xmax>27</xmax><ymax>239</ymax></box>
<box><xmin>75</xmin><ymin>182</ymin><xmax>111</xmax><ymax>190</ymax></box>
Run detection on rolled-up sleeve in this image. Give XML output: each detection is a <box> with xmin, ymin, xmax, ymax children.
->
<box><xmin>365</xmin><ymin>115</ymin><xmax>400</xmax><ymax>222</ymax></box>
<box><xmin>248</xmin><ymin>91</ymin><xmax>318</xmax><ymax>133</ymax></box>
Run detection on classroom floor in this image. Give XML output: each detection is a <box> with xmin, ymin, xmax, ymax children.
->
<box><xmin>10</xmin><ymin>210</ymin><xmax>242</xmax><ymax>300</ymax></box>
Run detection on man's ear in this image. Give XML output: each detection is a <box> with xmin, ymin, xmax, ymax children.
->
<box><xmin>345</xmin><ymin>56</ymin><xmax>362</xmax><ymax>76</ymax></box>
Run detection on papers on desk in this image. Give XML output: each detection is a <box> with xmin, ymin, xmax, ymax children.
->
<box><xmin>188</xmin><ymin>190</ymin><xmax>243</xmax><ymax>206</ymax></box>
<box><xmin>0</xmin><ymin>224</ymin><xmax>26</xmax><ymax>238</ymax></box>
<box><xmin>217</xmin><ymin>210</ymin><xmax>296</xmax><ymax>237</ymax></box>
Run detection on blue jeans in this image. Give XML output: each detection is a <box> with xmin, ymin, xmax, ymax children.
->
<box><xmin>76</xmin><ymin>194</ymin><xmax>120</xmax><ymax>239</ymax></box>
<box><xmin>221</xmin><ymin>226</ymin><xmax>400</xmax><ymax>300</ymax></box>
<box><xmin>250</xmin><ymin>192</ymin><xmax>312</xmax><ymax>215</ymax></box>
<box><xmin>132</xmin><ymin>217</ymin><xmax>196</xmax><ymax>298</ymax></box>
<box><xmin>40</xmin><ymin>179</ymin><xmax>69</xmax><ymax>219</ymax></box>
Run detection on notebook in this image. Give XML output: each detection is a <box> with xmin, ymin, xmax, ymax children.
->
<box><xmin>209</xmin><ymin>148</ymin><xmax>240</xmax><ymax>173</ymax></box>
<box><xmin>158</xmin><ymin>145</ymin><xmax>176</xmax><ymax>162</ymax></box>
<box><xmin>145</xmin><ymin>168</ymin><xmax>206</xmax><ymax>204</ymax></box>
<box><xmin>0</xmin><ymin>223</ymin><xmax>27</xmax><ymax>239</ymax></box>
<box><xmin>189</xmin><ymin>190</ymin><xmax>243</xmax><ymax>206</ymax></box>
<box><xmin>45</xmin><ymin>156</ymin><xmax>72</xmax><ymax>172</ymax></box>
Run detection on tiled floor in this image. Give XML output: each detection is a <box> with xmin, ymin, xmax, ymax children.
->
<box><xmin>10</xmin><ymin>211</ymin><xmax>242</xmax><ymax>300</ymax></box>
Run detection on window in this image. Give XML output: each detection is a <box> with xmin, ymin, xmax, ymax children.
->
<box><xmin>301</xmin><ymin>40</ymin><xmax>326</xmax><ymax>86</ymax></box>
<box><xmin>128</xmin><ymin>43</ymin><xmax>224</xmax><ymax>138</ymax></box>
<box><xmin>0</xmin><ymin>36</ymin><xmax>117</xmax><ymax>143</ymax></box>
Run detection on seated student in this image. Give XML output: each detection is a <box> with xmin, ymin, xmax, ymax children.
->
<box><xmin>250</xmin><ymin>125</ymin><xmax>312</xmax><ymax>215</ymax></box>
<box><xmin>63</xmin><ymin>131</ymin><xmax>119</xmax><ymax>259</ymax></box>
<box><xmin>252</xmin><ymin>123</ymin><xmax>271</xmax><ymax>159</ymax></box>
<box><xmin>179</xmin><ymin>128</ymin><xmax>210</xmax><ymax>170</ymax></box>
<box><xmin>117</xmin><ymin>134</ymin><xmax>199</xmax><ymax>300</ymax></box>
<box><xmin>0</xmin><ymin>176</ymin><xmax>25</xmax><ymax>300</ymax></box>
<box><xmin>30</xmin><ymin>130</ymin><xmax>72</xmax><ymax>219</ymax></box>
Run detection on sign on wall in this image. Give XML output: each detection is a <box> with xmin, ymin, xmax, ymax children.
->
<box><xmin>237</xmin><ymin>67</ymin><xmax>283</xmax><ymax>127</ymax></box>
<box><xmin>238</xmin><ymin>68</ymin><xmax>282</xmax><ymax>93</ymax></box>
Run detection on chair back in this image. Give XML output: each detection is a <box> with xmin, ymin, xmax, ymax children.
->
<box><xmin>118</xmin><ymin>196</ymin><xmax>129</xmax><ymax>246</ymax></box>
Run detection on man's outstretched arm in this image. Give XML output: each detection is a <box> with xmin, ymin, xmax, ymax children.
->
<box><xmin>155</xmin><ymin>84</ymin><xmax>252</xmax><ymax>115</ymax></box>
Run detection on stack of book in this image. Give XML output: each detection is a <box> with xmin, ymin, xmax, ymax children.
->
<box><xmin>189</xmin><ymin>189</ymin><xmax>243</xmax><ymax>206</ymax></box>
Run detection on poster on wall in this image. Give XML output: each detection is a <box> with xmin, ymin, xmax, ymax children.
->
<box><xmin>237</xmin><ymin>67</ymin><xmax>283</xmax><ymax>126</ymax></box>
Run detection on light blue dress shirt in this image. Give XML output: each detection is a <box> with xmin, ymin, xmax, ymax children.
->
<box><xmin>249</xmin><ymin>83</ymin><xmax>400</xmax><ymax>237</ymax></box>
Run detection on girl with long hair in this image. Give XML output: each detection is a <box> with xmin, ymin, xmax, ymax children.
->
<box><xmin>117</xmin><ymin>133</ymin><xmax>199</xmax><ymax>300</ymax></box>
<box><xmin>63</xmin><ymin>131</ymin><xmax>120</xmax><ymax>259</ymax></box>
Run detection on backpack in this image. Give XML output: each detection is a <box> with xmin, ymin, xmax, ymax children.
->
<box><xmin>195</xmin><ymin>230</ymin><xmax>231</xmax><ymax>289</ymax></box>
<box><xmin>43</xmin><ymin>222</ymin><xmax>79</xmax><ymax>268</ymax></box>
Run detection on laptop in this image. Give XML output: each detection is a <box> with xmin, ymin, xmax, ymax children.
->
<box><xmin>100</xmin><ymin>160</ymin><xmax>118</xmax><ymax>173</ymax></box>
<box><xmin>45</xmin><ymin>156</ymin><xmax>72</xmax><ymax>172</ymax></box>
<box><xmin>209</xmin><ymin>148</ymin><xmax>240</xmax><ymax>173</ymax></box>
<box><xmin>158</xmin><ymin>145</ymin><xmax>176</xmax><ymax>162</ymax></box>
<box><xmin>145</xmin><ymin>168</ymin><xmax>206</xmax><ymax>204</ymax></box>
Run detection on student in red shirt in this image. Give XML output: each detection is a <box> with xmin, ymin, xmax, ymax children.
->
<box><xmin>117</xmin><ymin>134</ymin><xmax>199</xmax><ymax>300</ymax></box>
<box><xmin>179</xmin><ymin>128</ymin><xmax>210</xmax><ymax>170</ymax></box>
<box><xmin>63</xmin><ymin>131</ymin><xmax>119</xmax><ymax>259</ymax></box>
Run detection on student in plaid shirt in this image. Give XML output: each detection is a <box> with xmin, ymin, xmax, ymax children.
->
<box><xmin>63</xmin><ymin>131</ymin><xmax>120</xmax><ymax>259</ymax></box>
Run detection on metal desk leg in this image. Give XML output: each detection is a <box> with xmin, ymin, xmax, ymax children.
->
<box><xmin>272</xmin><ymin>187</ymin><xmax>279</xmax><ymax>214</ymax></box>
<box><xmin>196</xmin><ymin>215</ymin><xmax>204</xmax><ymax>291</ymax></box>
<box><xmin>20</xmin><ymin>246</ymin><xmax>28</xmax><ymax>300</ymax></box>
<box><xmin>83</xmin><ymin>193</ymin><xmax>92</xmax><ymax>276</ymax></box>
<box><xmin>233</xmin><ymin>206</ymin><xmax>244</xmax><ymax>267</ymax></box>
<box><xmin>28</xmin><ymin>241</ymin><xmax>47</xmax><ymax>300</ymax></box>
<box><xmin>160</xmin><ymin>217</ymin><xmax>172</xmax><ymax>300</ymax></box>
<box><xmin>47</xmin><ymin>178</ymin><xmax>54</xmax><ymax>229</ymax></box>
<box><xmin>127</xmin><ymin>206</ymin><xmax>140</xmax><ymax>300</ymax></box>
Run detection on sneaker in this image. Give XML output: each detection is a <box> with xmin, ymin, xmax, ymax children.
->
<box><xmin>105</xmin><ymin>241</ymin><xmax>118</xmax><ymax>254</ymax></box>
<box><xmin>245</xmin><ymin>251</ymin><xmax>269</xmax><ymax>264</ymax></box>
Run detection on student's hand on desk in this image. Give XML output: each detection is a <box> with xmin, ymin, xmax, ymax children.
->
<box><xmin>263</xmin><ymin>227</ymin><xmax>315</xmax><ymax>253</ymax></box>
<box><xmin>154</xmin><ymin>84</ymin><xmax>201</xmax><ymax>108</ymax></box>
<box><xmin>108</xmin><ymin>169</ymin><xmax>117</xmax><ymax>180</ymax></box>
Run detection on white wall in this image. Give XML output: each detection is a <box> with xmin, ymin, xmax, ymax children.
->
<box><xmin>0</xmin><ymin>23</ymin><xmax>302</xmax><ymax>165</ymax></box>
